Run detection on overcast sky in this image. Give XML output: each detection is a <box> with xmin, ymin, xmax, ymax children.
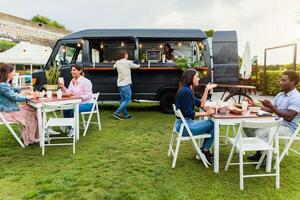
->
<box><xmin>1</xmin><ymin>0</ymin><xmax>300</xmax><ymax>64</ymax></box>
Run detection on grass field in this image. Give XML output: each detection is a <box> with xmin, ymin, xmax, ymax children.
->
<box><xmin>0</xmin><ymin>103</ymin><xmax>300</xmax><ymax>200</ymax></box>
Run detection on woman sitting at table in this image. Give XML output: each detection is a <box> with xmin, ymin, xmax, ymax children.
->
<box><xmin>175</xmin><ymin>69</ymin><xmax>217</xmax><ymax>165</ymax></box>
<box><xmin>0</xmin><ymin>64</ymin><xmax>39</xmax><ymax>146</ymax></box>
<box><xmin>59</xmin><ymin>64</ymin><xmax>93</xmax><ymax>118</ymax></box>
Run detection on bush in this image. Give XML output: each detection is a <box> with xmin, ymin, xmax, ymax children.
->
<box><xmin>0</xmin><ymin>41</ymin><xmax>16</xmax><ymax>52</ymax></box>
<box><xmin>31</xmin><ymin>15</ymin><xmax>66</xmax><ymax>30</ymax></box>
<box><xmin>253</xmin><ymin>70</ymin><xmax>300</xmax><ymax>95</ymax></box>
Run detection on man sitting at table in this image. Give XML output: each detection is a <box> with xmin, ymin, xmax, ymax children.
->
<box><xmin>244</xmin><ymin>70</ymin><xmax>300</xmax><ymax>161</ymax></box>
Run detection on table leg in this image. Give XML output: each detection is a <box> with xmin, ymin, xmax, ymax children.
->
<box><xmin>37</xmin><ymin>107</ymin><xmax>43</xmax><ymax>147</ymax></box>
<box><xmin>214</xmin><ymin>120</ymin><xmax>220</xmax><ymax>173</ymax></box>
<box><xmin>75</xmin><ymin>103</ymin><xmax>80</xmax><ymax>140</ymax></box>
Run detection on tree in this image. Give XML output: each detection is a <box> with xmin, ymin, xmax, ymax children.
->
<box><xmin>31</xmin><ymin>15</ymin><xmax>66</xmax><ymax>30</ymax></box>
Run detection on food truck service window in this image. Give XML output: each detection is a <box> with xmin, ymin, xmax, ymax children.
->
<box><xmin>88</xmin><ymin>39</ymin><xmax>135</xmax><ymax>65</ymax></box>
<box><xmin>138</xmin><ymin>41</ymin><xmax>204</xmax><ymax>65</ymax></box>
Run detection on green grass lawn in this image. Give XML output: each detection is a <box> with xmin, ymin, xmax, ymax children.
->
<box><xmin>0</xmin><ymin>103</ymin><xmax>300</xmax><ymax>200</ymax></box>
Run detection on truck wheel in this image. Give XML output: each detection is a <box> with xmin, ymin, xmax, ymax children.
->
<box><xmin>160</xmin><ymin>92</ymin><xmax>175</xmax><ymax>114</ymax></box>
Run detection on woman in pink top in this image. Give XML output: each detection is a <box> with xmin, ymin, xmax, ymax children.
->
<box><xmin>59</xmin><ymin>64</ymin><xmax>93</xmax><ymax>118</ymax></box>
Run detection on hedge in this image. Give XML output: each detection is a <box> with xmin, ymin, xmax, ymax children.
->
<box><xmin>251</xmin><ymin>70</ymin><xmax>300</xmax><ymax>95</ymax></box>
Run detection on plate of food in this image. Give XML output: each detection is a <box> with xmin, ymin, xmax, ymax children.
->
<box><xmin>53</xmin><ymin>92</ymin><xmax>73</xmax><ymax>97</ymax></box>
<box><xmin>229</xmin><ymin>106</ymin><xmax>243</xmax><ymax>114</ymax></box>
<box><xmin>248</xmin><ymin>106</ymin><xmax>261</xmax><ymax>113</ymax></box>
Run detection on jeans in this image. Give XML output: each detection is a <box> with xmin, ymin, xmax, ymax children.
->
<box><xmin>175</xmin><ymin>118</ymin><xmax>215</xmax><ymax>149</ymax></box>
<box><xmin>63</xmin><ymin>103</ymin><xmax>93</xmax><ymax>118</ymax></box>
<box><xmin>115</xmin><ymin>84</ymin><xmax>132</xmax><ymax>117</ymax></box>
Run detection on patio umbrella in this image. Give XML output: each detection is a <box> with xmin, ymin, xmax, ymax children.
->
<box><xmin>239</xmin><ymin>42</ymin><xmax>252</xmax><ymax>79</ymax></box>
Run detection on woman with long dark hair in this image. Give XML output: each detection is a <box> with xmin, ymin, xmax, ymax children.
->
<box><xmin>0</xmin><ymin>64</ymin><xmax>39</xmax><ymax>145</ymax></box>
<box><xmin>163</xmin><ymin>43</ymin><xmax>184</xmax><ymax>61</ymax></box>
<box><xmin>175</xmin><ymin>69</ymin><xmax>217</xmax><ymax>165</ymax></box>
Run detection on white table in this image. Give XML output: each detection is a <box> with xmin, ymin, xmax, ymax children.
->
<box><xmin>210</xmin><ymin>110</ymin><xmax>274</xmax><ymax>173</ymax></box>
<box><xmin>27</xmin><ymin>96</ymin><xmax>82</xmax><ymax>147</ymax></box>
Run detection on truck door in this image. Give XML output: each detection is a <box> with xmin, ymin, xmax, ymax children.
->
<box><xmin>211</xmin><ymin>31</ymin><xmax>239</xmax><ymax>84</ymax></box>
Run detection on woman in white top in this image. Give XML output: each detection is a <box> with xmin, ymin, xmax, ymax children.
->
<box><xmin>113</xmin><ymin>50</ymin><xmax>140</xmax><ymax>120</ymax></box>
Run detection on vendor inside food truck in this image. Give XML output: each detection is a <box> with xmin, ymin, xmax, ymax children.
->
<box><xmin>139</xmin><ymin>40</ymin><xmax>203</xmax><ymax>65</ymax></box>
<box><xmin>162</xmin><ymin>43</ymin><xmax>185</xmax><ymax>62</ymax></box>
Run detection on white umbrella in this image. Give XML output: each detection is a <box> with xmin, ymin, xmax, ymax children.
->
<box><xmin>239</xmin><ymin>41</ymin><xmax>251</xmax><ymax>79</ymax></box>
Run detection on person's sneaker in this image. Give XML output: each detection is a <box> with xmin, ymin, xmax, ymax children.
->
<box><xmin>201</xmin><ymin>147</ymin><xmax>213</xmax><ymax>158</ymax></box>
<box><xmin>202</xmin><ymin>150</ymin><xmax>212</xmax><ymax>165</ymax></box>
<box><xmin>67</xmin><ymin>128</ymin><xmax>74</xmax><ymax>137</ymax></box>
<box><xmin>124</xmin><ymin>115</ymin><xmax>133</xmax><ymax>119</ymax></box>
<box><xmin>247</xmin><ymin>151</ymin><xmax>262</xmax><ymax>161</ymax></box>
<box><xmin>113</xmin><ymin>113</ymin><xmax>122</xmax><ymax>120</ymax></box>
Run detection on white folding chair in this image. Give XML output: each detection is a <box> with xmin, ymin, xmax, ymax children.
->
<box><xmin>81</xmin><ymin>92</ymin><xmax>101</xmax><ymax>136</ymax></box>
<box><xmin>225</xmin><ymin>118</ymin><xmax>282</xmax><ymax>190</ymax></box>
<box><xmin>0</xmin><ymin>113</ymin><xmax>25</xmax><ymax>147</ymax></box>
<box><xmin>12</xmin><ymin>73</ymin><xmax>20</xmax><ymax>87</ymax></box>
<box><xmin>278</xmin><ymin>126</ymin><xmax>300</xmax><ymax>164</ymax></box>
<box><xmin>168</xmin><ymin>104</ymin><xmax>211</xmax><ymax>168</ymax></box>
<box><xmin>19</xmin><ymin>75</ymin><xmax>32</xmax><ymax>87</ymax></box>
<box><xmin>42</xmin><ymin>103</ymin><xmax>76</xmax><ymax>156</ymax></box>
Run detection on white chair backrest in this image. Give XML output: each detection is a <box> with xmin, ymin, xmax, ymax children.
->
<box><xmin>173</xmin><ymin>104</ymin><xmax>187</xmax><ymax>124</ymax></box>
<box><xmin>19</xmin><ymin>75</ymin><xmax>32</xmax><ymax>87</ymax></box>
<box><xmin>172</xmin><ymin>104</ymin><xmax>193</xmax><ymax>136</ymax></box>
<box><xmin>92</xmin><ymin>92</ymin><xmax>100</xmax><ymax>101</ymax></box>
<box><xmin>235</xmin><ymin>118</ymin><xmax>282</xmax><ymax>146</ymax></box>
<box><xmin>12</xmin><ymin>73</ymin><xmax>20</xmax><ymax>87</ymax></box>
<box><xmin>241</xmin><ymin>118</ymin><xmax>282</xmax><ymax>129</ymax></box>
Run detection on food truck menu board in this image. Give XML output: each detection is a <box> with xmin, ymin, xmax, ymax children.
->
<box><xmin>146</xmin><ymin>50</ymin><xmax>161</xmax><ymax>62</ymax></box>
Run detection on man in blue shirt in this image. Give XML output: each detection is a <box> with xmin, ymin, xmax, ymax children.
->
<box><xmin>245</xmin><ymin>70</ymin><xmax>300</xmax><ymax>161</ymax></box>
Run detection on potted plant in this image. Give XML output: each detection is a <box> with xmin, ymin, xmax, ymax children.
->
<box><xmin>44</xmin><ymin>63</ymin><xmax>61</xmax><ymax>91</ymax></box>
<box><xmin>175</xmin><ymin>57</ymin><xmax>190</xmax><ymax>71</ymax></box>
<box><xmin>141</xmin><ymin>53</ymin><xmax>146</xmax><ymax>63</ymax></box>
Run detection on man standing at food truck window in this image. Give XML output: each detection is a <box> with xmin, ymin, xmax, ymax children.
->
<box><xmin>113</xmin><ymin>50</ymin><xmax>140</xmax><ymax>120</ymax></box>
<box><xmin>162</xmin><ymin>43</ymin><xmax>185</xmax><ymax>62</ymax></box>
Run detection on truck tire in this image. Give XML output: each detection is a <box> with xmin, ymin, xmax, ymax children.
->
<box><xmin>160</xmin><ymin>92</ymin><xmax>175</xmax><ymax>114</ymax></box>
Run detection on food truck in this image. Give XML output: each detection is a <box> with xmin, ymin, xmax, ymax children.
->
<box><xmin>32</xmin><ymin>29</ymin><xmax>242</xmax><ymax>113</ymax></box>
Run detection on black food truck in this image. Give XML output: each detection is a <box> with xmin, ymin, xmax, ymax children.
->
<box><xmin>32</xmin><ymin>29</ymin><xmax>242</xmax><ymax>113</ymax></box>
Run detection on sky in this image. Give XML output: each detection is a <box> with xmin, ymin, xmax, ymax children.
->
<box><xmin>1</xmin><ymin>0</ymin><xmax>300</xmax><ymax>65</ymax></box>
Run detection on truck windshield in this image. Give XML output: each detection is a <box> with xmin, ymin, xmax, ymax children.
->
<box><xmin>52</xmin><ymin>42</ymin><xmax>82</xmax><ymax>68</ymax></box>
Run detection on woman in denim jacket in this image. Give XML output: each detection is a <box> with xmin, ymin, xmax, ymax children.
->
<box><xmin>175</xmin><ymin>69</ymin><xmax>217</xmax><ymax>165</ymax></box>
<box><xmin>0</xmin><ymin>64</ymin><xmax>39</xmax><ymax>145</ymax></box>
